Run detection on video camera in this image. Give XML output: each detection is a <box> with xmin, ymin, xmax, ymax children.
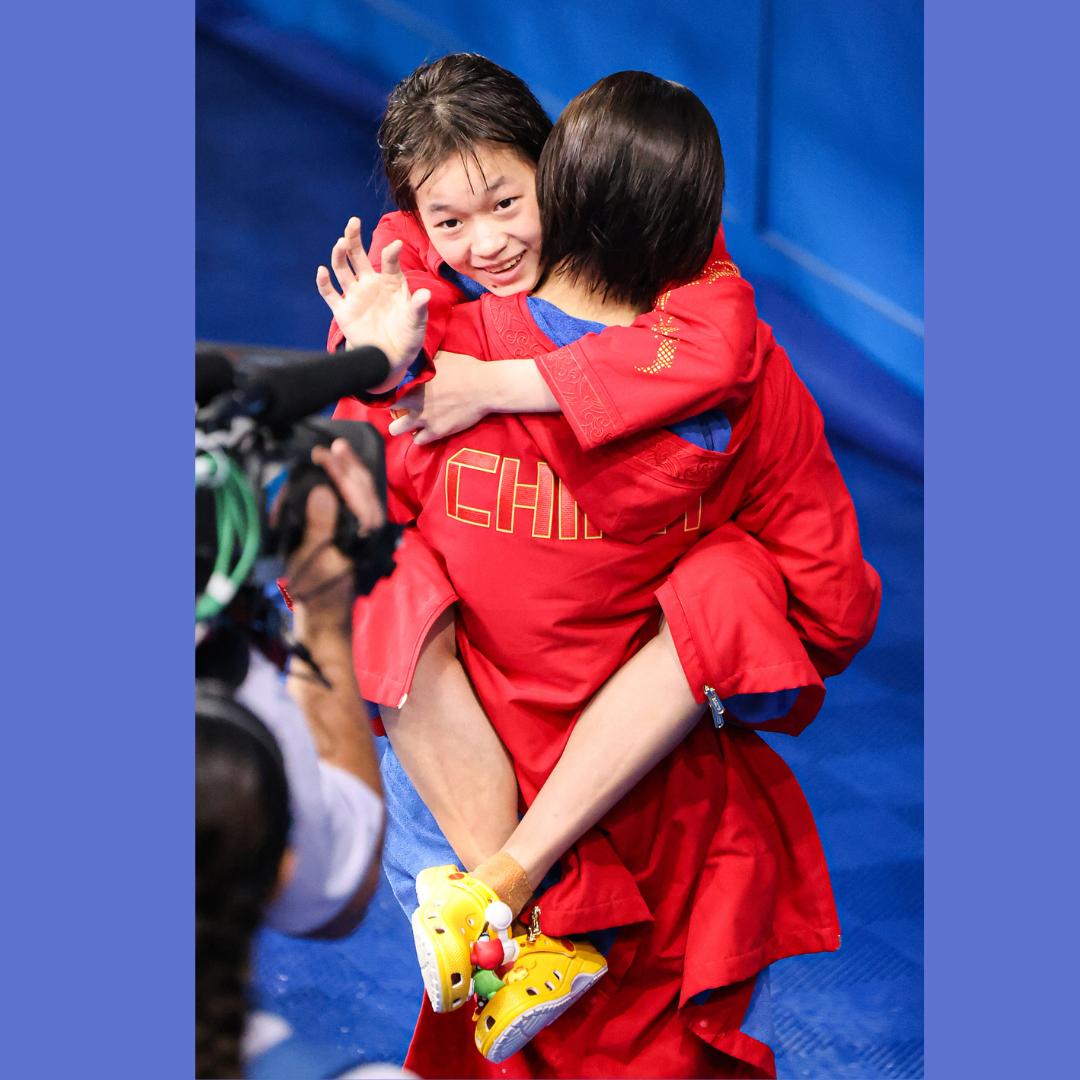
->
<box><xmin>195</xmin><ymin>341</ymin><xmax>402</xmax><ymax>654</ymax></box>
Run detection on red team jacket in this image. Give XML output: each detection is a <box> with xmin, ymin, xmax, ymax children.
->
<box><xmin>334</xmin><ymin>215</ymin><xmax>877</xmax><ymax>725</ymax></box>
<box><xmin>331</xmin><ymin>213</ymin><xmax>880</xmax><ymax>1077</ymax></box>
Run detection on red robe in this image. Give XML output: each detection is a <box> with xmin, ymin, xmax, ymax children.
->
<box><xmin>340</xmin><ymin>297</ymin><xmax>878</xmax><ymax>1077</ymax></box>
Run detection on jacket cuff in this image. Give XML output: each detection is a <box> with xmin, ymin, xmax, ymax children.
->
<box><xmin>534</xmin><ymin>342</ymin><xmax>626</xmax><ymax>450</ymax></box>
<box><xmin>656</xmin><ymin>579</ymin><xmax>824</xmax><ymax>705</ymax></box>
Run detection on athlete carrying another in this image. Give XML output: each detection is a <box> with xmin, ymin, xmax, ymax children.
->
<box><xmin>318</xmin><ymin>60</ymin><xmax>878</xmax><ymax>1078</ymax></box>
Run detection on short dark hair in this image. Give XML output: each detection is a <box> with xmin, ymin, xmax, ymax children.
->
<box><xmin>379</xmin><ymin>54</ymin><xmax>553</xmax><ymax>212</ymax></box>
<box><xmin>536</xmin><ymin>71</ymin><xmax>725</xmax><ymax>310</ymax></box>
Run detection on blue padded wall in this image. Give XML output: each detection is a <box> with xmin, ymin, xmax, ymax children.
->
<box><xmin>209</xmin><ymin>0</ymin><xmax>924</xmax><ymax>393</ymax></box>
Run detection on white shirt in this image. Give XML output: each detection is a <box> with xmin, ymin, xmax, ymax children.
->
<box><xmin>236</xmin><ymin>648</ymin><xmax>384</xmax><ymax>935</ymax></box>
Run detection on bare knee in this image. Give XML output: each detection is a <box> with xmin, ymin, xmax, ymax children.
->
<box><xmin>423</xmin><ymin>606</ymin><xmax>458</xmax><ymax>663</ymax></box>
<box><xmin>380</xmin><ymin>606</ymin><xmax>460</xmax><ymax>738</ymax></box>
<box><xmin>379</xmin><ymin>702</ymin><xmax>401</xmax><ymax>733</ymax></box>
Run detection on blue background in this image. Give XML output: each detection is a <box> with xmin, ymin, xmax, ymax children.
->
<box><xmin>3</xmin><ymin>2</ymin><xmax>1076</xmax><ymax>1079</ymax></box>
<box><xmin>199</xmin><ymin>0</ymin><xmax>924</xmax><ymax>393</ymax></box>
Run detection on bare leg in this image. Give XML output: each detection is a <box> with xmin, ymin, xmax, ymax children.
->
<box><xmin>380</xmin><ymin>607</ymin><xmax>520</xmax><ymax>871</ymax></box>
<box><xmin>496</xmin><ymin>622</ymin><xmax>703</xmax><ymax>897</ymax></box>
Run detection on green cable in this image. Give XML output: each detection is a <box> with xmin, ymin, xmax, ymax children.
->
<box><xmin>196</xmin><ymin>482</ymin><xmax>236</xmax><ymax>621</ymax></box>
<box><xmin>226</xmin><ymin>464</ymin><xmax>261</xmax><ymax>586</ymax></box>
<box><xmin>195</xmin><ymin>453</ymin><xmax>262</xmax><ymax>622</ymax></box>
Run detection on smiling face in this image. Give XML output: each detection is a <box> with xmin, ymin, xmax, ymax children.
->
<box><xmin>413</xmin><ymin>143</ymin><xmax>543</xmax><ymax>296</ymax></box>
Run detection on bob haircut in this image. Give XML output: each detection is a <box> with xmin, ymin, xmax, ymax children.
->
<box><xmin>536</xmin><ymin>71</ymin><xmax>725</xmax><ymax>310</ymax></box>
<box><xmin>379</xmin><ymin>53</ymin><xmax>553</xmax><ymax>212</ymax></box>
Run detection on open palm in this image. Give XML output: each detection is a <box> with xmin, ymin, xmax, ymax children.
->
<box><xmin>317</xmin><ymin>217</ymin><xmax>430</xmax><ymax>391</ymax></box>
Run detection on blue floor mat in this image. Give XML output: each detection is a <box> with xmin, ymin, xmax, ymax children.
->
<box><xmin>198</xmin><ymin>28</ymin><xmax>923</xmax><ymax>1077</ymax></box>
<box><xmin>758</xmin><ymin>442</ymin><xmax>923</xmax><ymax>1079</ymax></box>
<box><xmin>252</xmin><ymin>864</ymin><xmax>424</xmax><ymax>1067</ymax></box>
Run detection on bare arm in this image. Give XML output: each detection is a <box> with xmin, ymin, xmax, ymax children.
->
<box><xmin>286</xmin><ymin>485</ymin><xmax>382</xmax><ymax>793</ymax></box>
<box><xmin>282</xmin><ymin>447</ymin><xmax>388</xmax><ymax>937</ymax></box>
<box><xmin>388</xmin><ymin>352</ymin><xmax>558</xmax><ymax>446</ymax></box>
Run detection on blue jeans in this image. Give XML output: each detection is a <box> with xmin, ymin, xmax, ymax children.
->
<box><xmin>380</xmin><ymin>742</ymin><xmax>462</xmax><ymax>918</ymax></box>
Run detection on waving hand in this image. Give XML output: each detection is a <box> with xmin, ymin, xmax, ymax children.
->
<box><xmin>317</xmin><ymin>217</ymin><xmax>431</xmax><ymax>393</ymax></box>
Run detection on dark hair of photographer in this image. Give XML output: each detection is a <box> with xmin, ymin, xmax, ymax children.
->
<box><xmin>535</xmin><ymin>70</ymin><xmax>725</xmax><ymax>311</ymax></box>
<box><xmin>196</xmin><ymin>710</ymin><xmax>291</xmax><ymax>1080</ymax></box>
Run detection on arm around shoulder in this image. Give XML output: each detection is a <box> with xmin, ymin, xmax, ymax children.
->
<box><xmin>534</xmin><ymin>225</ymin><xmax>762</xmax><ymax>449</ymax></box>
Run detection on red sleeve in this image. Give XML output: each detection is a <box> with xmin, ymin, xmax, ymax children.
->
<box><xmin>327</xmin><ymin>211</ymin><xmax>464</xmax><ymax>407</ymax></box>
<box><xmin>350</xmin><ymin>527</ymin><xmax>459</xmax><ymax>722</ymax></box>
<box><xmin>440</xmin><ymin>300</ymin><xmax>494</xmax><ymax>359</ymax></box>
<box><xmin>732</xmin><ymin>339</ymin><xmax>882</xmax><ymax>679</ymax></box>
<box><xmin>533</xmin><ymin>225</ymin><xmax>762</xmax><ymax>450</ymax></box>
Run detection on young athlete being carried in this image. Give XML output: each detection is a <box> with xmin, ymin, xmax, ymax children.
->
<box><xmin>313</xmin><ymin>63</ymin><xmax>876</xmax><ymax>1075</ymax></box>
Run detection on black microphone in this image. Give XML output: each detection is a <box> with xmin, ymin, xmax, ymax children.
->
<box><xmin>242</xmin><ymin>347</ymin><xmax>390</xmax><ymax>434</ymax></box>
<box><xmin>196</xmin><ymin>344</ymin><xmax>391</xmax><ymax>435</ymax></box>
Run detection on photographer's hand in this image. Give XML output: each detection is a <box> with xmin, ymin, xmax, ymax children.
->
<box><xmin>286</xmin><ymin>475</ymin><xmax>380</xmax><ymax>794</ymax></box>
<box><xmin>310</xmin><ymin>438</ymin><xmax>385</xmax><ymax>537</ymax></box>
<box><xmin>316</xmin><ymin>216</ymin><xmax>431</xmax><ymax>394</ymax></box>
<box><xmin>283</xmin><ymin>457</ymin><xmax>387</xmax><ymax>938</ymax></box>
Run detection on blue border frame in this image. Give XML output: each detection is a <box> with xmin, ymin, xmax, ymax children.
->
<box><xmin>4</xmin><ymin>2</ymin><xmax>191</xmax><ymax>1077</ymax></box>
<box><xmin>925</xmin><ymin>1</ymin><xmax>1076</xmax><ymax>1076</ymax></box>
<box><xmin>4</xmin><ymin>2</ymin><xmax>1075</xmax><ymax>1076</ymax></box>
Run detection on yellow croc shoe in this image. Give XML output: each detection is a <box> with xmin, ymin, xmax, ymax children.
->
<box><xmin>474</xmin><ymin>932</ymin><xmax>608</xmax><ymax>1063</ymax></box>
<box><xmin>411</xmin><ymin>865</ymin><xmax>508</xmax><ymax>1013</ymax></box>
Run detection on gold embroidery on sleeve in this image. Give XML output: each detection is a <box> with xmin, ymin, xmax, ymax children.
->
<box><xmin>636</xmin><ymin>259</ymin><xmax>741</xmax><ymax>375</ymax></box>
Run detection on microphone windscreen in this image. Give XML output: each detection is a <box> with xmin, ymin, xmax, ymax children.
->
<box><xmin>246</xmin><ymin>347</ymin><xmax>390</xmax><ymax>434</ymax></box>
<box><xmin>195</xmin><ymin>344</ymin><xmax>237</xmax><ymax>407</ymax></box>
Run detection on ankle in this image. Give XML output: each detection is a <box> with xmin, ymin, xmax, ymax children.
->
<box><xmin>471</xmin><ymin>851</ymin><xmax>533</xmax><ymax>920</ymax></box>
